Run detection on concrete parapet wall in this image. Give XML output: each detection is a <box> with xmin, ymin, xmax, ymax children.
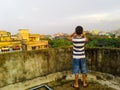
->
<box><xmin>0</xmin><ymin>48</ymin><xmax>72</xmax><ymax>87</ymax></box>
<box><xmin>86</xmin><ymin>48</ymin><xmax>120</xmax><ymax>76</ymax></box>
<box><xmin>0</xmin><ymin>47</ymin><xmax>120</xmax><ymax>87</ymax></box>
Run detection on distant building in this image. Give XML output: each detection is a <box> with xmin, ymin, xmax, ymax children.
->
<box><xmin>0</xmin><ymin>30</ymin><xmax>11</xmax><ymax>42</ymax></box>
<box><xmin>17</xmin><ymin>29</ymin><xmax>48</xmax><ymax>51</ymax></box>
<box><xmin>98</xmin><ymin>31</ymin><xmax>106</xmax><ymax>35</ymax></box>
<box><xmin>0</xmin><ymin>29</ymin><xmax>48</xmax><ymax>53</ymax></box>
<box><xmin>39</xmin><ymin>34</ymin><xmax>45</xmax><ymax>39</ymax></box>
<box><xmin>91</xmin><ymin>29</ymin><xmax>99</xmax><ymax>35</ymax></box>
<box><xmin>18</xmin><ymin>29</ymin><xmax>30</xmax><ymax>41</ymax></box>
<box><xmin>52</xmin><ymin>33</ymin><xmax>68</xmax><ymax>39</ymax></box>
<box><xmin>0</xmin><ymin>30</ymin><xmax>12</xmax><ymax>52</ymax></box>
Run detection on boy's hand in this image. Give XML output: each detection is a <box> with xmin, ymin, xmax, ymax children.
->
<box><xmin>82</xmin><ymin>31</ymin><xmax>86</xmax><ymax>37</ymax></box>
<box><xmin>72</xmin><ymin>32</ymin><xmax>76</xmax><ymax>36</ymax></box>
<box><xmin>82</xmin><ymin>31</ymin><xmax>88</xmax><ymax>42</ymax></box>
<box><xmin>70</xmin><ymin>32</ymin><xmax>76</xmax><ymax>37</ymax></box>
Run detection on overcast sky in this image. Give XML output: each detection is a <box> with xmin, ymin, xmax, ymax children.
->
<box><xmin>0</xmin><ymin>0</ymin><xmax>120</xmax><ymax>34</ymax></box>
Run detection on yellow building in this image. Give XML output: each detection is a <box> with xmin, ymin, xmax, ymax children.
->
<box><xmin>27</xmin><ymin>34</ymin><xmax>48</xmax><ymax>50</ymax></box>
<box><xmin>17</xmin><ymin>29</ymin><xmax>48</xmax><ymax>51</ymax></box>
<box><xmin>0</xmin><ymin>30</ymin><xmax>22</xmax><ymax>52</ymax></box>
<box><xmin>0</xmin><ymin>29</ymin><xmax>48</xmax><ymax>52</ymax></box>
<box><xmin>18</xmin><ymin>29</ymin><xmax>30</xmax><ymax>41</ymax></box>
<box><xmin>0</xmin><ymin>30</ymin><xmax>11</xmax><ymax>49</ymax></box>
<box><xmin>0</xmin><ymin>30</ymin><xmax>11</xmax><ymax>42</ymax></box>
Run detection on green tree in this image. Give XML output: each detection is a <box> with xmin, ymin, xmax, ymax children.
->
<box><xmin>49</xmin><ymin>38</ymin><xmax>72</xmax><ymax>48</ymax></box>
<box><xmin>86</xmin><ymin>36</ymin><xmax>120</xmax><ymax>48</ymax></box>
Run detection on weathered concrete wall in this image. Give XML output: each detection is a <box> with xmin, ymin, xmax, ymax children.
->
<box><xmin>86</xmin><ymin>48</ymin><xmax>120</xmax><ymax>76</ymax></box>
<box><xmin>0</xmin><ymin>48</ymin><xmax>72</xmax><ymax>87</ymax></box>
<box><xmin>0</xmin><ymin>47</ymin><xmax>120</xmax><ymax>88</ymax></box>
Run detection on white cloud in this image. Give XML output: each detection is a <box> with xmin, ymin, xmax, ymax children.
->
<box><xmin>67</xmin><ymin>11</ymin><xmax>120</xmax><ymax>23</ymax></box>
<box><xmin>17</xmin><ymin>15</ymin><xmax>25</xmax><ymax>20</ymax></box>
<box><xmin>32</xmin><ymin>7</ymin><xmax>39</xmax><ymax>12</ymax></box>
<box><xmin>67</xmin><ymin>13</ymin><xmax>108</xmax><ymax>22</ymax></box>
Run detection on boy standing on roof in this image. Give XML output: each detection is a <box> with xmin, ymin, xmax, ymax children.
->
<box><xmin>68</xmin><ymin>26</ymin><xmax>88</xmax><ymax>89</ymax></box>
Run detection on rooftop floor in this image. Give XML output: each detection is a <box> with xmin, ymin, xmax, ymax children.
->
<box><xmin>45</xmin><ymin>79</ymin><xmax>115</xmax><ymax>90</ymax></box>
<box><xmin>29</xmin><ymin>79</ymin><xmax>116</xmax><ymax>90</ymax></box>
<box><xmin>0</xmin><ymin>71</ymin><xmax>120</xmax><ymax>90</ymax></box>
<box><xmin>26</xmin><ymin>71</ymin><xmax>120</xmax><ymax>90</ymax></box>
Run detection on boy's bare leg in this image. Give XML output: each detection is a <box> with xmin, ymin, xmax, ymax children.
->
<box><xmin>82</xmin><ymin>74</ymin><xmax>88</xmax><ymax>86</ymax></box>
<box><xmin>74</xmin><ymin>74</ymin><xmax>79</xmax><ymax>87</ymax></box>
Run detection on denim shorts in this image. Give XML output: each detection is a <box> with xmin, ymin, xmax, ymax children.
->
<box><xmin>72</xmin><ymin>58</ymin><xmax>88</xmax><ymax>74</ymax></box>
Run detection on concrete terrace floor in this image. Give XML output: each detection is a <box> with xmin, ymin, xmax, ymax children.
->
<box><xmin>28</xmin><ymin>72</ymin><xmax>119</xmax><ymax>90</ymax></box>
<box><xmin>45</xmin><ymin>79</ymin><xmax>116</xmax><ymax>90</ymax></box>
<box><xmin>0</xmin><ymin>71</ymin><xmax>120</xmax><ymax>90</ymax></box>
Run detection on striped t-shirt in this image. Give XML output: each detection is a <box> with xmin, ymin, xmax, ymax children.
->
<box><xmin>72</xmin><ymin>36</ymin><xmax>86</xmax><ymax>59</ymax></box>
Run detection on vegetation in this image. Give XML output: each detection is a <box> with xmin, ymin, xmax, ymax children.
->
<box><xmin>85</xmin><ymin>34</ymin><xmax>120</xmax><ymax>48</ymax></box>
<box><xmin>43</xmin><ymin>33</ymin><xmax>120</xmax><ymax>48</ymax></box>
<box><xmin>41</xmin><ymin>37</ymin><xmax>72</xmax><ymax>48</ymax></box>
<box><xmin>49</xmin><ymin>38</ymin><xmax>72</xmax><ymax>48</ymax></box>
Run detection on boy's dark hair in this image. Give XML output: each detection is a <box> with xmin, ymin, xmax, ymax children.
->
<box><xmin>75</xmin><ymin>26</ymin><xmax>83</xmax><ymax>35</ymax></box>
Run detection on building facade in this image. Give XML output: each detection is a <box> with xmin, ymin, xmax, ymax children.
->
<box><xmin>0</xmin><ymin>29</ymin><xmax>48</xmax><ymax>52</ymax></box>
<box><xmin>17</xmin><ymin>29</ymin><xmax>48</xmax><ymax>51</ymax></box>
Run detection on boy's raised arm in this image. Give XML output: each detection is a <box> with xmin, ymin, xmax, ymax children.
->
<box><xmin>82</xmin><ymin>31</ymin><xmax>88</xmax><ymax>42</ymax></box>
<box><xmin>67</xmin><ymin>32</ymin><xmax>76</xmax><ymax>41</ymax></box>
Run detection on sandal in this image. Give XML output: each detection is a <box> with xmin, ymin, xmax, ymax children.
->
<box><xmin>83</xmin><ymin>83</ymin><xmax>88</xmax><ymax>88</ymax></box>
<box><xmin>71</xmin><ymin>84</ymin><xmax>79</xmax><ymax>90</ymax></box>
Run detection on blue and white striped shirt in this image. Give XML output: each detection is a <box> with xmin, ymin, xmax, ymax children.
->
<box><xmin>72</xmin><ymin>36</ymin><xmax>86</xmax><ymax>59</ymax></box>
